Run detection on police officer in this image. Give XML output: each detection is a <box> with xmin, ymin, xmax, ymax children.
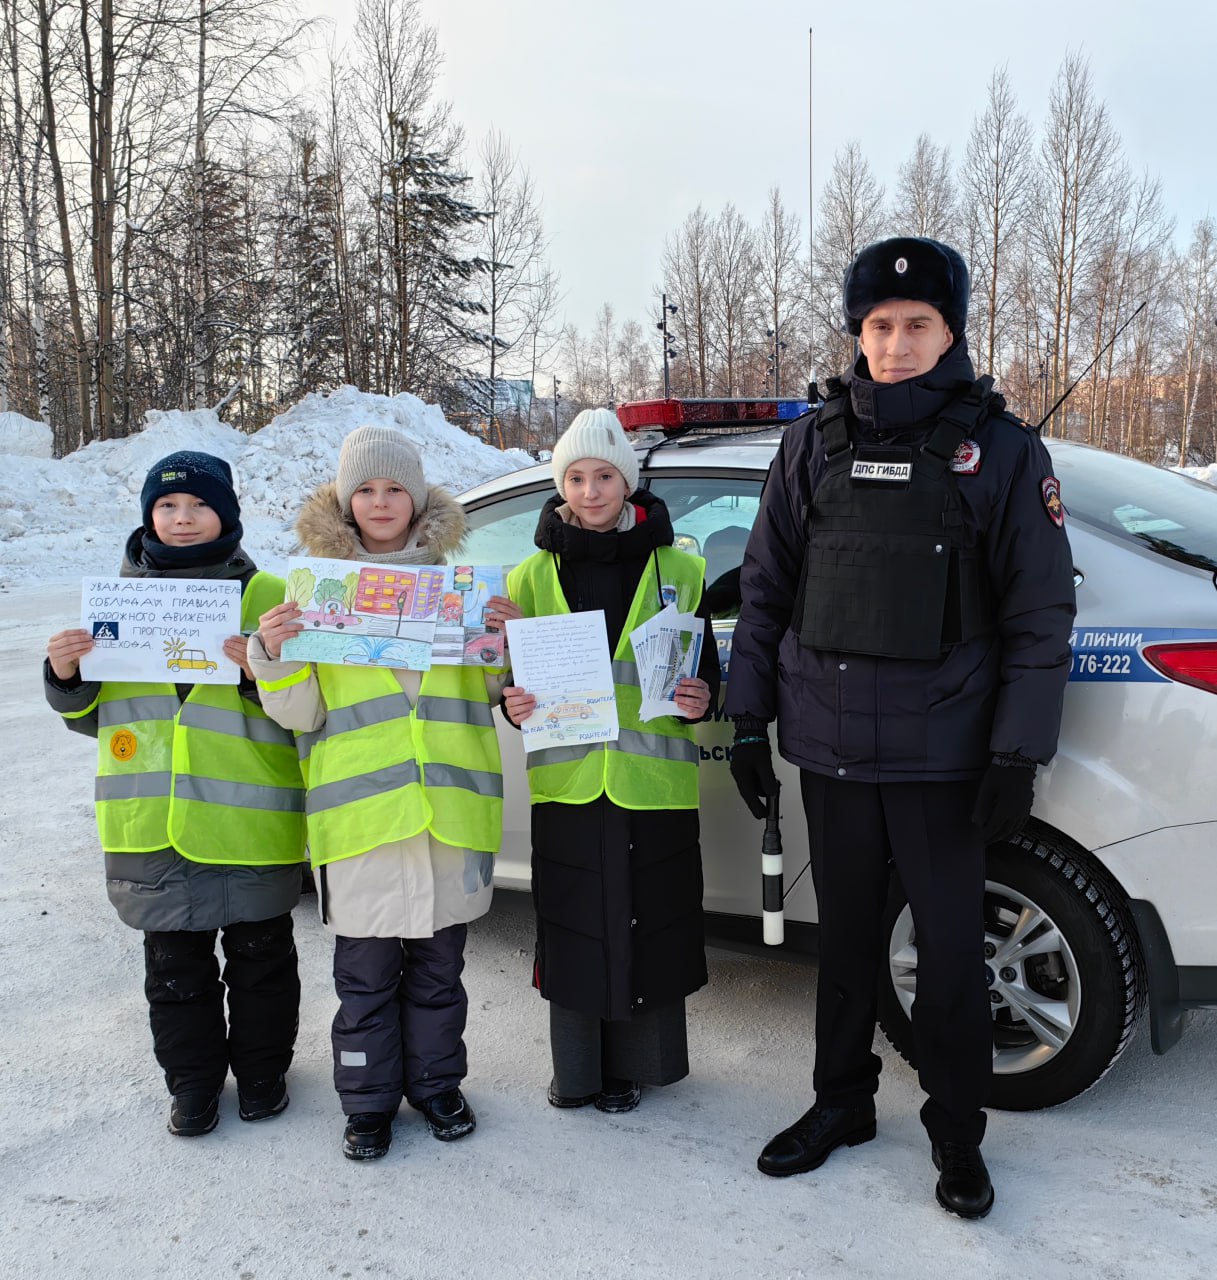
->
<box><xmin>725</xmin><ymin>237</ymin><xmax>1075</xmax><ymax>1219</ymax></box>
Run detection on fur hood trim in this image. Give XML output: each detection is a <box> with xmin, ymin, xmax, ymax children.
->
<box><xmin>294</xmin><ymin>481</ymin><xmax>467</xmax><ymax>561</ymax></box>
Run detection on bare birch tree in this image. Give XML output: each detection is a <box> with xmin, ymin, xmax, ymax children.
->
<box><xmin>894</xmin><ymin>133</ymin><xmax>957</xmax><ymax>243</ymax></box>
<box><xmin>961</xmin><ymin>67</ymin><xmax>1033</xmax><ymax>375</ymax></box>
<box><xmin>812</xmin><ymin>141</ymin><xmax>886</xmax><ymax>376</ymax></box>
<box><xmin>1036</xmin><ymin>53</ymin><xmax>1123</xmax><ymax>437</ymax></box>
<box><xmin>1176</xmin><ymin>219</ymin><xmax>1216</xmax><ymax>464</ymax></box>
<box><xmin>705</xmin><ymin>203</ymin><xmax>756</xmax><ymax>395</ymax></box>
<box><xmin>756</xmin><ymin>186</ymin><xmax>807</xmax><ymax>396</ymax></box>
<box><xmin>661</xmin><ymin>205</ymin><xmax>712</xmax><ymax>395</ymax></box>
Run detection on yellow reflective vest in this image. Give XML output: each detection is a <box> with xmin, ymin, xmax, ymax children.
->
<box><xmin>507</xmin><ymin>546</ymin><xmax>705</xmax><ymax>810</ymax></box>
<box><xmin>260</xmin><ymin>662</ymin><xmax>503</xmax><ymax>867</ymax></box>
<box><xmin>65</xmin><ymin>571</ymin><xmax>307</xmax><ymax>865</ymax></box>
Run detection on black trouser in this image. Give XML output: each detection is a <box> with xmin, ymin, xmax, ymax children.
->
<box><xmin>801</xmin><ymin>772</ymin><xmax>992</xmax><ymax>1146</ymax></box>
<box><xmin>331</xmin><ymin>925</ymin><xmax>469</xmax><ymax>1115</ymax></box>
<box><xmin>143</xmin><ymin>914</ymin><xmax>300</xmax><ymax>1097</ymax></box>
<box><xmin>549</xmin><ymin>999</ymin><xmax>690</xmax><ymax>1095</ymax></box>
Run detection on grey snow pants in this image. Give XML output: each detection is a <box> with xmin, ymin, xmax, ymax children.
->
<box><xmin>331</xmin><ymin>924</ymin><xmax>469</xmax><ymax>1115</ymax></box>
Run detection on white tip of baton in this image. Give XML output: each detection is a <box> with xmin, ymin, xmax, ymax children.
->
<box><xmin>762</xmin><ymin>911</ymin><xmax>784</xmax><ymax>947</ymax></box>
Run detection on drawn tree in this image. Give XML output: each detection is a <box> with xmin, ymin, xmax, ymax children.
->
<box><xmin>315</xmin><ymin>577</ymin><xmax>345</xmax><ymax>609</ymax></box>
<box><xmin>286</xmin><ymin>567</ymin><xmax>315</xmax><ymax>607</ymax></box>
<box><xmin>342</xmin><ymin>571</ymin><xmax>359</xmax><ymax>611</ymax></box>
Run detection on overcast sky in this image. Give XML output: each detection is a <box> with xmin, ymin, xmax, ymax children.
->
<box><xmin>298</xmin><ymin>0</ymin><xmax>1215</xmax><ymax>346</ymax></box>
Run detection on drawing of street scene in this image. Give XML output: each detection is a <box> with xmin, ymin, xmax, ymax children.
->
<box><xmin>280</xmin><ymin>558</ymin><xmax>507</xmax><ymax>670</ymax></box>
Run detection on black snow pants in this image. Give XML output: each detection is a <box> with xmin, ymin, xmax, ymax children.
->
<box><xmin>331</xmin><ymin>924</ymin><xmax>469</xmax><ymax>1115</ymax></box>
<box><xmin>143</xmin><ymin>912</ymin><xmax>300</xmax><ymax>1097</ymax></box>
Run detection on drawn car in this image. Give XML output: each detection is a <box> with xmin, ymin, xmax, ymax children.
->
<box><xmin>301</xmin><ymin>601</ymin><xmax>362</xmax><ymax>629</ymax></box>
<box><xmin>544</xmin><ymin>702</ymin><xmax>595</xmax><ymax>727</ymax></box>
<box><xmin>167</xmin><ymin>649</ymin><xmax>218</xmax><ymax>673</ymax></box>
<box><xmin>458</xmin><ymin>395</ymin><xmax>1217</xmax><ymax>1113</ymax></box>
<box><xmin>463</xmin><ymin>631</ymin><xmax>505</xmax><ymax>665</ymax></box>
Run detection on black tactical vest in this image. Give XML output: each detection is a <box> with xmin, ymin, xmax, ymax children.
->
<box><xmin>797</xmin><ymin>379</ymin><xmax>998</xmax><ymax>660</ymax></box>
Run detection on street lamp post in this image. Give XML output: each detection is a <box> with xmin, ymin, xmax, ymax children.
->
<box><xmin>552</xmin><ymin>376</ymin><xmax>562</xmax><ymax>444</ymax></box>
<box><xmin>765</xmin><ymin>327</ymin><xmax>787</xmax><ymax>396</ymax></box>
<box><xmin>656</xmin><ymin>293</ymin><xmax>678</xmax><ymax>398</ymax></box>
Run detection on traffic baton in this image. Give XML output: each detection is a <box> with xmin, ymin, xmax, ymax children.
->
<box><xmin>762</xmin><ymin>792</ymin><xmax>784</xmax><ymax>946</ymax></box>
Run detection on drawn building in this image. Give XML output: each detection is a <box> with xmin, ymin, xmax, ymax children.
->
<box><xmin>355</xmin><ymin>566</ymin><xmax>446</xmax><ymax>619</ymax></box>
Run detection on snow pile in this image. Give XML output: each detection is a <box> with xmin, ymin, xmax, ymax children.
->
<box><xmin>1180</xmin><ymin>462</ymin><xmax>1217</xmax><ymax>486</ymax></box>
<box><xmin>0</xmin><ymin>410</ymin><xmax>53</xmax><ymax>458</ymax></box>
<box><xmin>0</xmin><ymin>386</ymin><xmax>533</xmax><ymax>585</ymax></box>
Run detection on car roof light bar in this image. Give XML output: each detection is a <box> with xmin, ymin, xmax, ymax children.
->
<box><xmin>617</xmin><ymin>397</ymin><xmax>809</xmax><ymax>435</ymax></box>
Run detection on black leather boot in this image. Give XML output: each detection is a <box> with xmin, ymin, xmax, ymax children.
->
<box><xmin>342</xmin><ymin>1111</ymin><xmax>394</xmax><ymax>1160</ymax></box>
<box><xmin>932</xmin><ymin>1141</ymin><xmax>995</xmax><ymax>1219</ymax></box>
<box><xmin>418</xmin><ymin>1089</ymin><xmax>477</xmax><ymax>1141</ymax></box>
<box><xmin>757</xmin><ymin>1102</ymin><xmax>876</xmax><ymax>1177</ymax></box>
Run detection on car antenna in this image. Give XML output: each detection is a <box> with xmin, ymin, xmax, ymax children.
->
<box><xmin>1036</xmin><ymin>301</ymin><xmax>1147</xmax><ymax>432</ymax></box>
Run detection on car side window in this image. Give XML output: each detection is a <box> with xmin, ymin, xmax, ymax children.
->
<box><xmin>644</xmin><ymin>475</ymin><xmax>764</xmax><ymax>618</ymax></box>
<box><xmin>460</xmin><ymin>486</ymin><xmax>553</xmax><ymax>571</ymax></box>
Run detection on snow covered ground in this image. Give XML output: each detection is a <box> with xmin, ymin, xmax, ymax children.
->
<box><xmin>3</xmin><ymin>395</ymin><xmax>1217</xmax><ymax>1278</ymax></box>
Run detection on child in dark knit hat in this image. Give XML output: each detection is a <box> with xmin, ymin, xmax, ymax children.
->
<box><xmin>44</xmin><ymin>451</ymin><xmax>307</xmax><ymax>1139</ymax></box>
<box><xmin>250</xmin><ymin>423</ymin><xmax>522</xmax><ymax>1161</ymax></box>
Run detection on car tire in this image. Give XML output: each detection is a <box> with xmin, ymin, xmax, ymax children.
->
<box><xmin>876</xmin><ymin>829</ymin><xmax>1143</xmax><ymax>1111</ymax></box>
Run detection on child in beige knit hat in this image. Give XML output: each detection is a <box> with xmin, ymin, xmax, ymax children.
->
<box><xmin>251</xmin><ymin>421</ymin><xmax>521</xmax><ymax>1161</ymax></box>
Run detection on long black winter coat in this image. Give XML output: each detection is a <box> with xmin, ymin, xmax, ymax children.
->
<box><xmin>725</xmin><ymin>339</ymin><xmax>1076</xmax><ymax>782</ymax></box>
<box><xmin>525</xmin><ymin>489</ymin><xmax>721</xmax><ymax>1022</ymax></box>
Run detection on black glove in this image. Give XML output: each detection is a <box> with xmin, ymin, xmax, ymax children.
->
<box><xmin>730</xmin><ymin>718</ymin><xmax>780</xmax><ymax>819</ymax></box>
<box><xmin>971</xmin><ymin>755</ymin><xmax>1036</xmax><ymax>845</ymax></box>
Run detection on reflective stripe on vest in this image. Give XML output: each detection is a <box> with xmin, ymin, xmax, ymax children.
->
<box><xmin>507</xmin><ymin>547</ymin><xmax>704</xmax><ymax>810</ymax></box>
<box><xmin>303</xmin><ymin>663</ymin><xmax>503</xmax><ymax>866</ymax></box>
<box><xmin>90</xmin><ymin>571</ymin><xmax>307</xmax><ymax>864</ymax></box>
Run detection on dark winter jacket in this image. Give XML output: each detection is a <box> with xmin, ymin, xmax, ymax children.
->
<box><xmin>44</xmin><ymin>529</ymin><xmax>302</xmax><ymax>932</ymax></box>
<box><xmin>525</xmin><ymin>489</ymin><xmax>717</xmax><ymax>1020</ymax></box>
<box><xmin>724</xmin><ymin>339</ymin><xmax>1076</xmax><ymax>782</ymax></box>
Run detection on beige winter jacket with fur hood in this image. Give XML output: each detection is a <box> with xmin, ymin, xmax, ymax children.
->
<box><xmin>249</xmin><ymin>481</ymin><xmax>506</xmax><ymax>939</ymax></box>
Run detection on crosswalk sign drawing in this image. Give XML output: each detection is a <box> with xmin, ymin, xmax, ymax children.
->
<box><xmin>92</xmin><ymin>621</ymin><xmax>119</xmax><ymax>641</ymax></box>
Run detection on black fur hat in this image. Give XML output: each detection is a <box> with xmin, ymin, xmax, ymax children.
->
<box><xmin>842</xmin><ymin>237</ymin><xmax>969</xmax><ymax>338</ymax></box>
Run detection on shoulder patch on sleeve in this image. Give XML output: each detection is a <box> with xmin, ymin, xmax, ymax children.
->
<box><xmin>1041</xmin><ymin>476</ymin><xmax>1065</xmax><ymax>527</ymax></box>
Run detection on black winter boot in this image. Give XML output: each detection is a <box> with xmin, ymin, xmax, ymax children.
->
<box><xmin>168</xmin><ymin>1089</ymin><xmax>221</xmax><ymax>1137</ymax></box>
<box><xmin>757</xmin><ymin>1102</ymin><xmax>876</xmax><ymax>1177</ymax></box>
<box><xmin>342</xmin><ymin>1112</ymin><xmax>394</xmax><ymax>1160</ymax></box>
<box><xmin>417</xmin><ymin>1089</ymin><xmax>476</xmax><ymax>1141</ymax></box>
<box><xmin>238</xmin><ymin>1075</ymin><xmax>289</xmax><ymax>1122</ymax></box>
<box><xmin>932</xmin><ymin>1141</ymin><xmax>994</xmax><ymax>1219</ymax></box>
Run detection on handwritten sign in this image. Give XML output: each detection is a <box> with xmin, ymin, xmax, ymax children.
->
<box><xmin>505</xmin><ymin>610</ymin><xmax>618</xmax><ymax>754</ymax></box>
<box><xmin>79</xmin><ymin>577</ymin><xmax>242</xmax><ymax>684</ymax></box>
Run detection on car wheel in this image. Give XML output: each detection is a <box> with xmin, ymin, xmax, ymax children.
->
<box><xmin>876</xmin><ymin>830</ymin><xmax>1143</xmax><ymax>1111</ymax></box>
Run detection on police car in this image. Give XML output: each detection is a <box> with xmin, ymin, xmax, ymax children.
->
<box><xmin>458</xmin><ymin>396</ymin><xmax>1217</xmax><ymax>1112</ymax></box>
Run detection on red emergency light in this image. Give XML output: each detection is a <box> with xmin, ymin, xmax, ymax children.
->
<box><xmin>616</xmin><ymin>397</ymin><xmax>809</xmax><ymax>434</ymax></box>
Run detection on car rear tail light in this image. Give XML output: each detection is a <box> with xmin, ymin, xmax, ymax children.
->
<box><xmin>1142</xmin><ymin>642</ymin><xmax>1217</xmax><ymax>694</ymax></box>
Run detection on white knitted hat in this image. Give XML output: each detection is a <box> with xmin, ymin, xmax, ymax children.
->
<box><xmin>550</xmin><ymin>408</ymin><xmax>639</xmax><ymax>498</ymax></box>
<box><xmin>336</xmin><ymin>424</ymin><xmax>429</xmax><ymax>518</ymax></box>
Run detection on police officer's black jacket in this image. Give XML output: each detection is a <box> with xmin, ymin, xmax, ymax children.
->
<box><xmin>725</xmin><ymin>338</ymin><xmax>1076</xmax><ymax>782</ymax></box>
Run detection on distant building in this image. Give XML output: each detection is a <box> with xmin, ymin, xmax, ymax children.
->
<box><xmin>452</xmin><ymin>377</ymin><xmax>534</xmax><ymax>421</ymax></box>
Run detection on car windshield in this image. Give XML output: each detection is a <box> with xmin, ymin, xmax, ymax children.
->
<box><xmin>1050</xmin><ymin>444</ymin><xmax>1217</xmax><ymax>572</ymax></box>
